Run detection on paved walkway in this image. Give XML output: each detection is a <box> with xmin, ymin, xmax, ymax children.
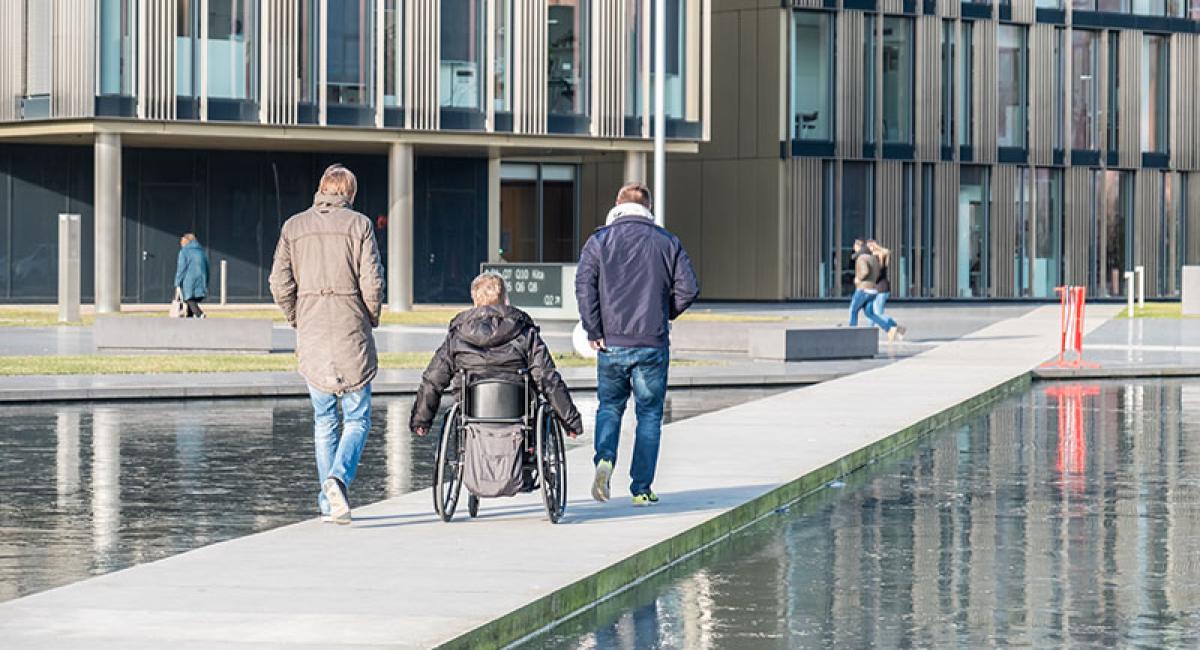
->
<box><xmin>0</xmin><ymin>305</ymin><xmax>1118</xmax><ymax>648</ymax></box>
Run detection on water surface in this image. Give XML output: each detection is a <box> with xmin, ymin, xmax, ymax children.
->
<box><xmin>523</xmin><ymin>380</ymin><xmax>1200</xmax><ymax>649</ymax></box>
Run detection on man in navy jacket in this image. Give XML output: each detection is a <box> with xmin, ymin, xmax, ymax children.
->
<box><xmin>575</xmin><ymin>182</ymin><xmax>700</xmax><ymax>506</ymax></box>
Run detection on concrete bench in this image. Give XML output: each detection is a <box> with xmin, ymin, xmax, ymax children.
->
<box><xmin>94</xmin><ymin>315</ymin><xmax>275</xmax><ymax>353</ymax></box>
<box><xmin>748</xmin><ymin>327</ymin><xmax>878</xmax><ymax>361</ymax></box>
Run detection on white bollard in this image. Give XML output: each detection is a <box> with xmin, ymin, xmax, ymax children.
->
<box><xmin>220</xmin><ymin>259</ymin><xmax>228</xmax><ymax>306</ymax></box>
<box><xmin>1125</xmin><ymin>271</ymin><xmax>1135</xmax><ymax>317</ymax></box>
<box><xmin>1135</xmin><ymin>265</ymin><xmax>1145</xmax><ymax>309</ymax></box>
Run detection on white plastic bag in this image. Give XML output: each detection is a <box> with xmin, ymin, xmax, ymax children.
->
<box><xmin>169</xmin><ymin>288</ymin><xmax>187</xmax><ymax>318</ymax></box>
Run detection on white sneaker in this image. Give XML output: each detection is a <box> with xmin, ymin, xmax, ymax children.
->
<box><xmin>591</xmin><ymin>460</ymin><xmax>613</xmax><ymax>502</ymax></box>
<box><xmin>323</xmin><ymin>478</ymin><xmax>351</xmax><ymax>525</ymax></box>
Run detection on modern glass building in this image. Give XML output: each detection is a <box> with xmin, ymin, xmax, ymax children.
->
<box><xmin>0</xmin><ymin>0</ymin><xmax>711</xmax><ymax>307</ymax></box>
<box><xmin>672</xmin><ymin>0</ymin><xmax>1200</xmax><ymax>300</ymax></box>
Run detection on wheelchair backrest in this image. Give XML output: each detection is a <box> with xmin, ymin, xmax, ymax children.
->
<box><xmin>463</xmin><ymin>375</ymin><xmax>528</xmax><ymax>421</ymax></box>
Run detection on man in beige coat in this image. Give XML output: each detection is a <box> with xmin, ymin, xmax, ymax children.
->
<box><xmin>270</xmin><ymin>164</ymin><xmax>385</xmax><ymax>525</ymax></box>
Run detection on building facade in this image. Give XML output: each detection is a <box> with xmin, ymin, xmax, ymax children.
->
<box><xmin>673</xmin><ymin>0</ymin><xmax>1200</xmax><ymax>300</ymax></box>
<box><xmin>0</xmin><ymin>0</ymin><xmax>711</xmax><ymax>307</ymax></box>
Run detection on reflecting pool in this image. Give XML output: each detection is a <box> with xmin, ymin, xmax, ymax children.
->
<box><xmin>0</xmin><ymin>387</ymin><xmax>782</xmax><ymax>602</ymax></box>
<box><xmin>523</xmin><ymin>380</ymin><xmax>1200</xmax><ymax>649</ymax></box>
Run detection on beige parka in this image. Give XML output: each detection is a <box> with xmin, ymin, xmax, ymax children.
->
<box><xmin>269</xmin><ymin>193</ymin><xmax>385</xmax><ymax>395</ymax></box>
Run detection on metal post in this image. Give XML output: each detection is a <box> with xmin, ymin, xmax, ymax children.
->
<box><xmin>94</xmin><ymin>133</ymin><xmax>122</xmax><ymax>313</ymax></box>
<box><xmin>388</xmin><ymin>142</ymin><xmax>414</xmax><ymax>312</ymax></box>
<box><xmin>58</xmin><ymin>214</ymin><xmax>81</xmax><ymax>324</ymax></box>
<box><xmin>220</xmin><ymin>259</ymin><xmax>228</xmax><ymax>305</ymax></box>
<box><xmin>1125</xmin><ymin>271</ymin><xmax>1135</xmax><ymax>316</ymax></box>
<box><xmin>1135</xmin><ymin>265</ymin><xmax>1145</xmax><ymax>308</ymax></box>
<box><xmin>653</xmin><ymin>0</ymin><xmax>666</xmax><ymax>227</ymax></box>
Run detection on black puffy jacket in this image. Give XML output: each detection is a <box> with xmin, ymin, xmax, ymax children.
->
<box><xmin>409</xmin><ymin>304</ymin><xmax>584</xmax><ymax>434</ymax></box>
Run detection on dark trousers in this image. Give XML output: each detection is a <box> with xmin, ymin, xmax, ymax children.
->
<box><xmin>185</xmin><ymin>297</ymin><xmax>205</xmax><ymax>318</ymax></box>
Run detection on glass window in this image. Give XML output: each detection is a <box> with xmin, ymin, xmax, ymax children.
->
<box><xmin>1073</xmin><ymin>0</ymin><xmax>1096</xmax><ymax>9</ymax></box>
<box><xmin>958</xmin><ymin>21</ymin><xmax>973</xmax><ymax>148</ymax></box>
<box><xmin>997</xmin><ymin>25</ymin><xmax>1027</xmax><ymax>148</ymax></box>
<box><xmin>441</xmin><ymin>0</ymin><xmax>484</xmax><ymax>109</ymax></box>
<box><xmin>177</xmin><ymin>0</ymin><xmax>199</xmax><ymax>97</ymax></box>
<box><xmin>864</xmin><ymin>16</ymin><xmax>877</xmax><ymax>144</ymax></box>
<box><xmin>792</xmin><ymin>11</ymin><xmax>834</xmax><ymax>141</ymax></box>
<box><xmin>841</xmin><ymin>163</ymin><xmax>875</xmax><ymax>295</ymax></box>
<box><xmin>495</xmin><ymin>0</ymin><xmax>513</xmax><ymax>112</ymax></box>
<box><xmin>1167</xmin><ymin>0</ymin><xmax>1186</xmax><ymax>16</ymax></box>
<box><xmin>384</xmin><ymin>0</ymin><xmax>403</xmax><ymax>107</ymax></box>
<box><xmin>1033</xmin><ymin>168</ymin><xmax>1063</xmax><ymax>297</ymax></box>
<box><xmin>207</xmin><ymin>0</ymin><xmax>258</xmax><ymax>101</ymax></box>
<box><xmin>624</xmin><ymin>0</ymin><xmax>643</xmax><ymax>125</ymax></box>
<box><xmin>1013</xmin><ymin>167</ymin><xmax>1032</xmax><ymax>294</ymax></box>
<box><xmin>1071</xmin><ymin>30</ymin><xmax>1098</xmax><ymax>150</ymax></box>
<box><xmin>548</xmin><ymin>0</ymin><xmax>589</xmax><ymax>117</ymax></box>
<box><xmin>1107</xmin><ymin>31</ymin><xmax>1119</xmax><ymax>152</ymax></box>
<box><xmin>499</xmin><ymin>163</ymin><xmax>579</xmax><ymax>263</ymax></box>
<box><xmin>1162</xmin><ymin>172</ymin><xmax>1183</xmax><ymax>294</ymax></box>
<box><xmin>882</xmin><ymin>17</ymin><xmax>913</xmax><ymax>145</ymax></box>
<box><xmin>1097</xmin><ymin>0</ymin><xmax>1129</xmax><ymax>11</ymax></box>
<box><xmin>821</xmin><ymin>162</ymin><xmax>836</xmax><ymax>297</ymax></box>
<box><xmin>1036</xmin><ymin>0</ymin><xmax>1063</xmax><ymax>6</ymax></box>
<box><xmin>1142</xmin><ymin>34</ymin><xmax>1168</xmax><ymax>153</ymax></box>
<box><xmin>1100</xmin><ymin>170</ymin><xmax>1132</xmax><ymax>296</ymax></box>
<box><xmin>959</xmin><ymin>166</ymin><xmax>989</xmax><ymax>297</ymax></box>
<box><xmin>921</xmin><ymin>164</ymin><xmax>936</xmax><ymax>296</ymax></box>
<box><xmin>299</xmin><ymin>0</ymin><xmax>318</xmax><ymax>105</ymax></box>
<box><xmin>1053</xmin><ymin>28</ymin><xmax>1064</xmax><ymax>150</ymax></box>
<box><xmin>940</xmin><ymin>21</ymin><xmax>955</xmax><ymax>150</ymax></box>
<box><xmin>100</xmin><ymin>0</ymin><xmax>137</xmax><ymax>96</ymax></box>
<box><xmin>899</xmin><ymin>163</ymin><xmax>915</xmax><ymax>297</ymax></box>
<box><xmin>1132</xmin><ymin>0</ymin><xmax>1170</xmax><ymax>14</ymax></box>
<box><xmin>650</xmin><ymin>0</ymin><xmax>686</xmax><ymax>119</ymax></box>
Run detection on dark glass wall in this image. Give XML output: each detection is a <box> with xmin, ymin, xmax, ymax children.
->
<box><xmin>0</xmin><ymin>145</ymin><xmax>96</xmax><ymax>302</ymax></box>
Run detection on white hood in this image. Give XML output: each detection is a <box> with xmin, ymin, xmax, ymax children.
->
<box><xmin>604</xmin><ymin>202</ymin><xmax>655</xmax><ymax>225</ymax></box>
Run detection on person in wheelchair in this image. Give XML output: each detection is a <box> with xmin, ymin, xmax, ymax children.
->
<box><xmin>410</xmin><ymin>273</ymin><xmax>583</xmax><ymax>517</ymax></box>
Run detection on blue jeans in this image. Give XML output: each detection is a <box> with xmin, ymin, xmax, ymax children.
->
<box><xmin>309</xmin><ymin>383</ymin><xmax>372</xmax><ymax>515</ymax></box>
<box><xmin>872</xmin><ymin>291</ymin><xmax>898</xmax><ymax>330</ymax></box>
<box><xmin>593</xmin><ymin>346</ymin><xmax>669</xmax><ymax>496</ymax></box>
<box><xmin>848</xmin><ymin>289</ymin><xmax>892</xmax><ymax>330</ymax></box>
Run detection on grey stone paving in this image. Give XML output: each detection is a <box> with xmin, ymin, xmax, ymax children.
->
<box><xmin>0</xmin><ymin>305</ymin><xmax>1120</xmax><ymax>648</ymax></box>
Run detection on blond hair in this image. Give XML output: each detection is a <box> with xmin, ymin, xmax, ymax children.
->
<box><xmin>318</xmin><ymin>164</ymin><xmax>358</xmax><ymax>200</ymax></box>
<box><xmin>615</xmin><ymin>182</ymin><xmax>652</xmax><ymax>209</ymax></box>
<box><xmin>471</xmin><ymin>273</ymin><xmax>508</xmax><ymax>306</ymax></box>
<box><xmin>869</xmin><ymin>241</ymin><xmax>891</xmax><ymax>268</ymax></box>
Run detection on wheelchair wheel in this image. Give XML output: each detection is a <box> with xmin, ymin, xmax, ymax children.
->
<box><xmin>432</xmin><ymin>404</ymin><xmax>465</xmax><ymax>522</ymax></box>
<box><xmin>536</xmin><ymin>403</ymin><xmax>567</xmax><ymax>524</ymax></box>
<box><xmin>468</xmin><ymin>494</ymin><xmax>480</xmax><ymax>518</ymax></box>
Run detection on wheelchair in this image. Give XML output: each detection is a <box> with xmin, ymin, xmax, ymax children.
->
<box><xmin>432</xmin><ymin>369</ymin><xmax>568</xmax><ymax>524</ymax></box>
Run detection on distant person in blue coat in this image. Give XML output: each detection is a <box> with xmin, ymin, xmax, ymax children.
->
<box><xmin>174</xmin><ymin>233</ymin><xmax>210</xmax><ymax>318</ymax></box>
<box><xmin>575</xmin><ymin>182</ymin><xmax>700</xmax><ymax>507</ymax></box>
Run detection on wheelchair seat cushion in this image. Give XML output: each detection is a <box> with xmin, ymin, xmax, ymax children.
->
<box><xmin>462</xmin><ymin>422</ymin><xmax>525</xmax><ymax>498</ymax></box>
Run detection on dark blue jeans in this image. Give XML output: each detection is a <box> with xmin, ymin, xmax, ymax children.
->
<box><xmin>593</xmin><ymin>345</ymin><xmax>669</xmax><ymax>496</ymax></box>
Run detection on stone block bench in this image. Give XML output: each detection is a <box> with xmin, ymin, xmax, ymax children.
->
<box><xmin>94</xmin><ymin>315</ymin><xmax>275</xmax><ymax>353</ymax></box>
<box><xmin>748</xmin><ymin>327</ymin><xmax>878</xmax><ymax>361</ymax></box>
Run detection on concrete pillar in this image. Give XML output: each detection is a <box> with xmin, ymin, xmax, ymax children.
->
<box><xmin>58</xmin><ymin>213</ymin><xmax>81</xmax><ymax>323</ymax></box>
<box><xmin>94</xmin><ymin>133</ymin><xmax>122</xmax><ymax>313</ymax></box>
<box><xmin>387</xmin><ymin>142</ymin><xmax>414</xmax><ymax>312</ymax></box>
<box><xmin>487</xmin><ymin>156</ymin><xmax>502</xmax><ymax>262</ymax></box>
<box><xmin>624</xmin><ymin>150</ymin><xmax>648</xmax><ymax>183</ymax></box>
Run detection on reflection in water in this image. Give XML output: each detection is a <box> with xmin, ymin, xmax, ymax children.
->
<box><xmin>0</xmin><ymin>387</ymin><xmax>780</xmax><ymax>602</ymax></box>
<box><xmin>524</xmin><ymin>380</ymin><xmax>1200</xmax><ymax>649</ymax></box>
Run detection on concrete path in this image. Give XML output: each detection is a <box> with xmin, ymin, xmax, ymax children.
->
<box><xmin>0</xmin><ymin>305</ymin><xmax>1115</xmax><ymax>648</ymax></box>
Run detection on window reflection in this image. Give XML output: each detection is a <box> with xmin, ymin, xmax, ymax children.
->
<box><xmin>548</xmin><ymin>0</ymin><xmax>588</xmax><ymax>119</ymax></box>
<box><xmin>959</xmin><ymin>167</ymin><xmax>989</xmax><ymax>297</ymax></box>
<box><xmin>440</xmin><ymin>0</ymin><xmax>484</xmax><ymax>110</ymax></box>
<box><xmin>792</xmin><ymin>11</ymin><xmax>834</xmax><ymax>141</ymax></box>
<box><xmin>207</xmin><ymin>0</ymin><xmax>258</xmax><ymax>101</ymax></box>
<box><xmin>997</xmin><ymin>25</ymin><xmax>1026</xmax><ymax>149</ymax></box>
<box><xmin>1071</xmin><ymin>30</ymin><xmax>1098</xmax><ymax>151</ymax></box>
<box><xmin>882</xmin><ymin>17</ymin><xmax>913</xmax><ymax>145</ymax></box>
<box><xmin>1141</xmin><ymin>34</ymin><xmax>1168</xmax><ymax>153</ymax></box>
<box><xmin>327</xmin><ymin>0</ymin><xmax>372</xmax><ymax>106</ymax></box>
<box><xmin>841</xmin><ymin>162</ymin><xmax>875</xmax><ymax>295</ymax></box>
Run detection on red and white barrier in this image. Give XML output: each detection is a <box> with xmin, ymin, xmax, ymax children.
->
<box><xmin>1042</xmin><ymin>285</ymin><xmax>1099</xmax><ymax>369</ymax></box>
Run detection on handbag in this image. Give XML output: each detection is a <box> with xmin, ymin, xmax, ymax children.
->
<box><xmin>169</xmin><ymin>287</ymin><xmax>187</xmax><ymax>318</ymax></box>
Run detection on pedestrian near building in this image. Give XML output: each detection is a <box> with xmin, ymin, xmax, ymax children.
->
<box><xmin>867</xmin><ymin>240</ymin><xmax>906</xmax><ymax>341</ymax></box>
<box><xmin>576</xmin><ymin>182</ymin><xmax>700</xmax><ymax>507</ymax></box>
<box><xmin>269</xmin><ymin>164</ymin><xmax>385</xmax><ymax>525</ymax></box>
<box><xmin>174</xmin><ymin>233</ymin><xmax>209</xmax><ymax>318</ymax></box>
<box><xmin>848</xmin><ymin>239</ymin><xmax>884</xmax><ymax>329</ymax></box>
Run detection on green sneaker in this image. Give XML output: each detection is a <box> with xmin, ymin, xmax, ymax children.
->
<box><xmin>591</xmin><ymin>460</ymin><xmax>613</xmax><ymax>502</ymax></box>
<box><xmin>632</xmin><ymin>492</ymin><xmax>659</xmax><ymax>507</ymax></box>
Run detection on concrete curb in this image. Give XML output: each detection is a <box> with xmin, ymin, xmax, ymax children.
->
<box><xmin>0</xmin><ymin>372</ymin><xmax>840</xmax><ymax>404</ymax></box>
<box><xmin>438</xmin><ymin>372</ymin><xmax>1035</xmax><ymax>649</ymax></box>
<box><xmin>1033</xmin><ymin>366</ymin><xmax>1200</xmax><ymax>380</ymax></box>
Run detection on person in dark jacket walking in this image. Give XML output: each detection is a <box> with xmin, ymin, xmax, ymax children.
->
<box><xmin>575</xmin><ymin>182</ymin><xmax>700</xmax><ymax>507</ymax></box>
<box><xmin>410</xmin><ymin>273</ymin><xmax>584</xmax><ymax>438</ymax></box>
<box><xmin>174</xmin><ymin>233</ymin><xmax>210</xmax><ymax>318</ymax></box>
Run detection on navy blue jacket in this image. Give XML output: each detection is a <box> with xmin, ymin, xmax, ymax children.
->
<box><xmin>575</xmin><ymin>215</ymin><xmax>699</xmax><ymax>348</ymax></box>
<box><xmin>174</xmin><ymin>240</ymin><xmax>210</xmax><ymax>300</ymax></box>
